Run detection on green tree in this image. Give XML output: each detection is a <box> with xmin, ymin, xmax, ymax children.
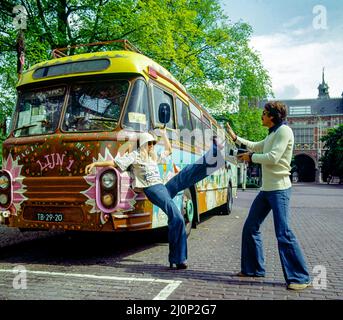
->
<box><xmin>214</xmin><ymin>99</ymin><xmax>268</xmax><ymax>142</ymax></box>
<box><xmin>320</xmin><ymin>124</ymin><xmax>343</xmax><ymax>181</ymax></box>
<box><xmin>0</xmin><ymin>0</ymin><xmax>272</xmax><ymax>104</ymax></box>
<box><xmin>0</xmin><ymin>0</ymin><xmax>272</xmax><ymax>164</ymax></box>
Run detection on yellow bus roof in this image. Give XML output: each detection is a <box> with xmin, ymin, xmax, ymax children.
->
<box><xmin>18</xmin><ymin>50</ymin><xmax>186</xmax><ymax>94</ymax></box>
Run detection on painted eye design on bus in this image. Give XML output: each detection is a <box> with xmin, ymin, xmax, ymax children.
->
<box><xmin>0</xmin><ymin>174</ymin><xmax>10</xmax><ymax>190</ymax></box>
<box><xmin>1</xmin><ymin>153</ymin><xmax>28</xmax><ymax>213</ymax></box>
<box><xmin>101</xmin><ymin>172</ymin><xmax>116</xmax><ymax>189</ymax></box>
<box><xmin>81</xmin><ymin>147</ymin><xmax>137</xmax><ymax>222</ymax></box>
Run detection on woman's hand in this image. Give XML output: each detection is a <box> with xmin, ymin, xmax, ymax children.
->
<box><xmin>85</xmin><ymin>160</ymin><xmax>116</xmax><ymax>174</ymax></box>
<box><xmin>85</xmin><ymin>163</ymin><xmax>96</xmax><ymax>175</ymax></box>
<box><xmin>158</xmin><ymin>128</ymin><xmax>172</xmax><ymax>156</ymax></box>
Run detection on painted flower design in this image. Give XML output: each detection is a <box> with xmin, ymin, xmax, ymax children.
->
<box><xmin>2</xmin><ymin>153</ymin><xmax>28</xmax><ymax>214</ymax></box>
<box><xmin>81</xmin><ymin>148</ymin><xmax>138</xmax><ymax>221</ymax></box>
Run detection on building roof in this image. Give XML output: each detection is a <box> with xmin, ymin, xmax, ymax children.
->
<box><xmin>259</xmin><ymin>98</ymin><xmax>343</xmax><ymax>116</ymax></box>
<box><xmin>283</xmin><ymin>98</ymin><xmax>343</xmax><ymax>116</ymax></box>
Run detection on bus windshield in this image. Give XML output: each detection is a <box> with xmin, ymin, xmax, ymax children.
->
<box><xmin>13</xmin><ymin>80</ymin><xmax>130</xmax><ymax>137</ymax></box>
<box><xmin>14</xmin><ymin>86</ymin><xmax>65</xmax><ymax>137</ymax></box>
<box><xmin>62</xmin><ymin>80</ymin><xmax>129</xmax><ymax>132</ymax></box>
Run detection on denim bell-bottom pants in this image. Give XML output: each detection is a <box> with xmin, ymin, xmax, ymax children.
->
<box><xmin>241</xmin><ymin>188</ymin><xmax>310</xmax><ymax>284</ymax></box>
<box><xmin>144</xmin><ymin>144</ymin><xmax>224</xmax><ymax>264</ymax></box>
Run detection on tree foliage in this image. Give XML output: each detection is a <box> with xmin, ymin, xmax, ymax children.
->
<box><xmin>214</xmin><ymin>99</ymin><xmax>268</xmax><ymax>142</ymax></box>
<box><xmin>320</xmin><ymin>124</ymin><xmax>343</xmax><ymax>180</ymax></box>
<box><xmin>0</xmin><ymin>0</ymin><xmax>273</xmax><ymax>165</ymax></box>
<box><xmin>1</xmin><ymin>0</ymin><xmax>272</xmax><ymax>104</ymax></box>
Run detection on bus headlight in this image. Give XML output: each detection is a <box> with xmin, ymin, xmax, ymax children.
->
<box><xmin>97</xmin><ymin>169</ymin><xmax>118</xmax><ymax>213</ymax></box>
<box><xmin>0</xmin><ymin>194</ymin><xmax>8</xmax><ymax>205</ymax></box>
<box><xmin>101</xmin><ymin>172</ymin><xmax>116</xmax><ymax>190</ymax></box>
<box><xmin>0</xmin><ymin>175</ymin><xmax>10</xmax><ymax>190</ymax></box>
<box><xmin>102</xmin><ymin>193</ymin><xmax>114</xmax><ymax>207</ymax></box>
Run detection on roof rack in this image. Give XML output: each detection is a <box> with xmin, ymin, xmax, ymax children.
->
<box><xmin>51</xmin><ymin>39</ymin><xmax>142</xmax><ymax>59</ymax></box>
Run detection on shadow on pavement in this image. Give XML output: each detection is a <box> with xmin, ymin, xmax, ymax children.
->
<box><xmin>112</xmin><ymin>262</ymin><xmax>286</xmax><ymax>289</ymax></box>
<box><xmin>0</xmin><ymin>228</ymin><xmax>169</xmax><ymax>266</ymax></box>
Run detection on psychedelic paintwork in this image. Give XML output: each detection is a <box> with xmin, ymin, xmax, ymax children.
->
<box><xmin>1</xmin><ymin>46</ymin><xmax>239</xmax><ymax>233</ymax></box>
<box><xmin>1</xmin><ymin>153</ymin><xmax>28</xmax><ymax>214</ymax></box>
<box><xmin>81</xmin><ymin>147</ymin><xmax>138</xmax><ymax>224</ymax></box>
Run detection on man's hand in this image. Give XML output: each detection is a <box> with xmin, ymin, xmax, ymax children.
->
<box><xmin>225</xmin><ymin>123</ymin><xmax>237</xmax><ymax>141</ymax></box>
<box><xmin>237</xmin><ymin>152</ymin><xmax>253</xmax><ymax>162</ymax></box>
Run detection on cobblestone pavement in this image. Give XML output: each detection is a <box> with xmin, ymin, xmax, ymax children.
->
<box><xmin>0</xmin><ymin>183</ymin><xmax>342</xmax><ymax>300</ymax></box>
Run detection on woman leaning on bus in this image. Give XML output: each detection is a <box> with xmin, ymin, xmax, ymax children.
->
<box><xmin>85</xmin><ymin>128</ymin><xmax>224</xmax><ymax>270</ymax></box>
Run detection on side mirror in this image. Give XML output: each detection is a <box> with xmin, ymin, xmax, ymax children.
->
<box><xmin>158</xmin><ymin>103</ymin><xmax>171</xmax><ymax>127</ymax></box>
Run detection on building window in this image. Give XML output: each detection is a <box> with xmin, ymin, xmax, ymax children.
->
<box><xmin>289</xmin><ymin>106</ymin><xmax>312</xmax><ymax>115</ymax></box>
<box><xmin>293</xmin><ymin>127</ymin><xmax>314</xmax><ymax>144</ymax></box>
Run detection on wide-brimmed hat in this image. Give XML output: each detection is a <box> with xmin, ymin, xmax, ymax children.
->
<box><xmin>139</xmin><ymin>132</ymin><xmax>157</xmax><ymax>147</ymax></box>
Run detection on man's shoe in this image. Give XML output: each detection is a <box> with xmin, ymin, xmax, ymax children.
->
<box><xmin>287</xmin><ymin>282</ymin><xmax>311</xmax><ymax>290</ymax></box>
<box><xmin>169</xmin><ymin>263</ymin><xmax>188</xmax><ymax>270</ymax></box>
<box><xmin>176</xmin><ymin>263</ymin><xmax>188</xmax><ymax>270</ymax></box>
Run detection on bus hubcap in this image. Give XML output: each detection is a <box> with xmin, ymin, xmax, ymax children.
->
<box><xmin>185</xmin><ymin>200</ymin><xmax>194</xmax><ymax>223</ymax></box>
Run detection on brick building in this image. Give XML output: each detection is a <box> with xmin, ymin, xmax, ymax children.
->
<box><xmin>279</xmin><ymin>70</ymin><xmax>343</xmax><ymax>182</ymax></box>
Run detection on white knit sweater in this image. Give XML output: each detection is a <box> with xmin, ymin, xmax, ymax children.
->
<box><xmin>236</xmin><ymin>124</ymin><xmax>294</xmax><ymax>191</ymax></box>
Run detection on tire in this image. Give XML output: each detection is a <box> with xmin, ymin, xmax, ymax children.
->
<box><xmin>181</xmin><ymin>189</ymin><xmax>194</xmax><ymax>238</ymax></box>
<box><xmin>221</xmin><ymin>183</ymin><xmax>233</xmax><ymax>215</ymax></box>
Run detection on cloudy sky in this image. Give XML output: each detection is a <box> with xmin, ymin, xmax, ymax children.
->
<box><xmin>221</xmin><ymin>0</ymin><xmax>343</xmax><ymax>99</ymax></box>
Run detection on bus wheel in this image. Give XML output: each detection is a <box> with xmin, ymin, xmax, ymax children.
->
<box><xmin>222</xmin><ymin>184</ymin><xmax>233</xmax><ymax>215</ymax></box>
<box><xmin>182</xmin><ymin>189</ymin><xmax>194</xmax><ymax>238</ymax></box>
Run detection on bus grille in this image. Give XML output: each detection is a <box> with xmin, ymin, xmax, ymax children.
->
<box><xmin>24</xmin><ymin>176</ymin><xmax>87</xmax><ymax>204</ymax></box>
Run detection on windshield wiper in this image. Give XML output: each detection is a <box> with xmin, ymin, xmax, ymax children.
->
<box><xmin>13</xmin><ymin>123</ymin><xmax>38</xmax><ymax>132</ymax></box>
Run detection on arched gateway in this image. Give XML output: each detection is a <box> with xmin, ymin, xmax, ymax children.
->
<box><xmin>294</xmin><ymin>153</ymin><xmax>317</xmax><ymax>182</ymax></box>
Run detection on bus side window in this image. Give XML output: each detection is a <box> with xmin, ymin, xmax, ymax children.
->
<box><xmin>212</xmin><ymin>124</ymin><xmax>217</xmax><ymax>137</ymax></box>
<box><xmin>176</xmin><ymin>98</ymin><xmax>192</xmax><ymax>131</ymax></box>
<box><xmin>123</xmin><ymin>79</ymin><xmax>150</xmax><ymax>131</ymax></box>
<box><xmin>203</xmin><ymin>121</ymin><xmax>212</xmax><ymax>149</ymax></box>
<box><xmin>152</xmin><ymin>86</ymin><xmax>175</xmax><ymax>129</ymax></box>
<box><xmin>190</xmin><ymin>112</ymin><xmax>204</xmax><ymax>150</ymax></box>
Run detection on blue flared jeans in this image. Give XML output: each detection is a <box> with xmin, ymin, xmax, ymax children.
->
<box><xmin>241</xmin><ymin>188</ymin><xmax>310</xmax><ymax>284</ymax></box>
<box><xmin>144</xmin><ymin>145</ymin><xmax>224</xmax><ymax>264</ymax></box>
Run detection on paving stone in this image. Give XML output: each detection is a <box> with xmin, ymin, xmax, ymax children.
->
<box><xmin>0</xmin><ymin>183</ymin><xmax>342</xmax><ymax>300</ymax></box>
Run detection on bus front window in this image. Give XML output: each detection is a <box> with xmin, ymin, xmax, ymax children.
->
<box><xmin>122</xmin><ymin>79</ymin><xmax>150</xmax><ymax>131</ymax></box>
<box><xmin>62</xmin><ymin>81</ymin><xmax>129</xmax><ymax>132</ymax></box>
<box><xmin>14</xmin><ymin>87</ymin><xmax>65</xmax><ymax>137</ymax></box>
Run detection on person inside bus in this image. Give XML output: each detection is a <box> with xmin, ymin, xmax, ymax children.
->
<box><xmin>226</xmin><ymin>101</ymin><xmax>311</xmax><ymax>291</ymax></box>
<box><xmin>85</xmin><ymin>128</ymin><xmax>224</xmax><ymax>270</ymax></box>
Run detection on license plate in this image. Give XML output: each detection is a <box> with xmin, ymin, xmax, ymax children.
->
<box><xmin>36</xmin><ymin>213</ymin><xmax>64</xmax><ymax>222</ymax></box>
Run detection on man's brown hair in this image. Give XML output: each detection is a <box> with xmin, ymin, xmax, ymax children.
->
<box><xmin>264</xmin><ymin>101</ymin><xmax>287</xmax><ymax>125</ymax></box>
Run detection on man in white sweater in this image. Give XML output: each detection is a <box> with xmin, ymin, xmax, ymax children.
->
<box><xmin>226</xmin><ymin>101</ymin><xmax>311</xmax><ymax>290</ymax></box>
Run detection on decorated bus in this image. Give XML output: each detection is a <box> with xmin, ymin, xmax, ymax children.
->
<box><xmin>0</xmin><ymin>40</ymin><xmax>241</xmax><ymax>235</ymax></box>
